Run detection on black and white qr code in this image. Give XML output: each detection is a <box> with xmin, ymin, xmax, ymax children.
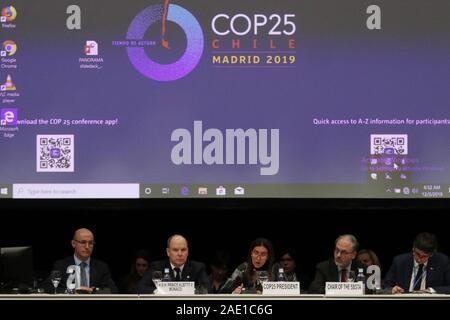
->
<box><xmin>36</xmin><ymin>135</ymin><xmax>74</xmax><ymax>172</ymax></box>
<box><xmin>370</xmin><ymin>134</ymin><xmax>408</xmax><ymax>155</ymax></box>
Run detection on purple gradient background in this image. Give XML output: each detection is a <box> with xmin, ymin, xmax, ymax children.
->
<box><xmin>1</xmin><ymin>0</ymin><xmax>450</xmax><ymax>187</ymax></box>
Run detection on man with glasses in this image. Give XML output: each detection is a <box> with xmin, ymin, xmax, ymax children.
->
<box><xmin>384</xmin><ymin>232</ymin><xmax>450</xmax><ymax>294</ymax></box>
<box><xmin>308</xmin><ymin>234</ymin><xmax>362</xmax><ymax>294</ymax></box>
<box><xmin>44</xmin><ymin>228</ymin><xmax>118</xmax><ymax>293</ymax></box>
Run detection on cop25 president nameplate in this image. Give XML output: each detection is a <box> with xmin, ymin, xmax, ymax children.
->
<box><xmin>262</xmin><ymin>282</ymin><xmax>300</xmax><ymax>295</ymax></box>
<box><xmin>156</xmin><ymin>282</ymin><xmax>195</xmax><ymax>295</ymax></box>
<box><xmin>325</xmin><ymin>282</ymin><xmax>364</xmax><ymax>296</ymax></box>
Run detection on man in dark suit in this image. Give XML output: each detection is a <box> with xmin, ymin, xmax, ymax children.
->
<box><xmin>44</xmin><ymin>228</ymin><xmax>117</xmax><ymax>293</ymax></box>
<box><xmin>384</xmin><ymin>232</ymin><xmax>450</xmax><ymax>294</ymax></box>
<box><xmin>138</xmin><ymin>234</ymin><xmax>209</xmax><ymax>294</ymax></box>
<box><xmin>308</xmin><ymin>234</ymin><xmax>361</xmax><ymax>294</ymax></box>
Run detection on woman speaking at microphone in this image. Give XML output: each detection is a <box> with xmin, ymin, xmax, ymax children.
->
<box><xmin>223</xmin><ymin>238</ymin><xmax>280</xmax><ymax>294</ymax></box>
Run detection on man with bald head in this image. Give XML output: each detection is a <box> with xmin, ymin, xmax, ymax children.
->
<box><xmin>138</xmin><ymin>234</ymin><xmax>209</xmax><ymax>294</ymax></box>
<box><xmin>308</xmin><ymin>234</ymin><xmax>363</xmax><ymax>294</ymax></box>
<box><xmin>45</xmin><ymin>228</ymin><xmax>117</xmax><ymax>293</ymax></box>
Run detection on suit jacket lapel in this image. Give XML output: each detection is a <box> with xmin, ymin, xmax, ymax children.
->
<box><xmin>329</xmin><ymin>260</ymin><xmax>339</xmax><ymax>282</ymax></box>
<box><xmin>65</xmin><ymin>257</ymin><xmax>76</xmax><ymax>283</ymax></box>
<box><xmin>182</xmin><ymin>261</ymin><xmax>191</xmax><ymax>281</ymax></box>
<box><xmin>88</xmin><ymin>260</ymin><xmax>94</xmax><ymax>286</ymax></box>
<box><xmin>426</xmin><ymin>256</ymin><xmax>436</xmax><ymax>288</ymax></box>
<box><xmin>404</xmin><ymin>256</ymin><xmax>414</xmax><ymax>290</ymax></box>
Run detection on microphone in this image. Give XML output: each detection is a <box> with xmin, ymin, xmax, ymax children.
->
<box><xmin>218</xmin><ymin>268</ymin><xmax>244</xmax><ymax>293</ymax></box>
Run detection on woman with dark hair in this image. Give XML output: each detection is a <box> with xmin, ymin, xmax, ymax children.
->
<box><xmin>120</xmin><ymin>250</ymin><xmax>151</xmax><ymax>294</ymax></box>
<box><xmin>279</xmin><ymin>248</ymin><xmax>299</xmax><ymax>281</ymax></box>
<box><xmin>356</xmin><ymin>249</ymin><xmax>381</xmax><ymax>267</ymax></box>
<box><xmin>207</xmin><ymin>250</ymin><xmax>231</xmax><ymax>294</ymax></box>
<box><xmin>279</xmin><ymin>248</ymin><xmax>311</xmax><ymax>292</ymax></box>
<box><xmin>223</xmin><ymin>238</ymin><xmax>279</xmax><ymax>294</ymax></box>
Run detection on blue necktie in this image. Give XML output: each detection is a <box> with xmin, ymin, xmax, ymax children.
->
<box><xmin>413</xmin><ymin>264</ymin><xmax>424</xmax><ymax>290</ymax></box>
<box><xmin>80</xmin><ymin>262</ymin><xmax>88</xmax><ymax>287</ymax></box>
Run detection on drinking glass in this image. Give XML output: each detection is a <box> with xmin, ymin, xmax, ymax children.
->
<box><xmin>152</xmin><ymin>271</ymin><xmax>163</xmax><ymax>294</ymax></box>
<box><xmin>257</xmin><ymin>270</ymin><xmax>269</xmax><ymax>284</ymax></box>
<box><xmin>50</xmin><ymin>270</ymin><xmax>62</xmax><ymax>294</ymax></box>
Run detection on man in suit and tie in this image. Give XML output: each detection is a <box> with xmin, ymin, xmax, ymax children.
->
<box><xmin>384</xmin><ymin>232</ymin><xmax>450</xmax><ymax>294</ymax></box>
<box><xmin>45</xmin><ymin>228</ymin><xmax>118</xmax><ymax>293</ymax></box>
<box><xmin>308</xmin><ymin>234</ymin><xmax>362</xmax><ymax>294</ymax></box>
<box><xmin>138</xmin><ymin>234</ymin><xmax>209</xmax><ymax>294</ymax></box>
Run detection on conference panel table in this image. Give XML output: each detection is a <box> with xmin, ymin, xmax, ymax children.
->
<box><xmin>1</xmin><ymin>294</ymin><xmax>449</xmax><ymax>300</ymax></box>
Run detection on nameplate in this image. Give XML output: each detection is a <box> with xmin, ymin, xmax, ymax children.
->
<box><xmin>325</xmin><ymin>282</ymin><xmax>364</xmax><ymax>296</ymax></box>
<box><xmin>262</xmin><ymin>282</ymin><xmax>300</xmax><ymax>295</ymax></box>
<box><xmin>156</xmin><ymin>282</ymin><xmax>195</xmax><ymax>295</ymax></box>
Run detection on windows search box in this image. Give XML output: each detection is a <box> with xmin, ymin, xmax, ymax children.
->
<box><xmin>13</xmin><ymin>184</ymin><xmax>139</xmax><ymax>199</ymax></box>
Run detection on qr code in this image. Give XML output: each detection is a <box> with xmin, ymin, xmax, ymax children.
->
<box><xmin>36</xmin><ymin>135</ymin><xmax>74</xmax><ymax>172</ymax></box>
<box><xmin>370</xmin><ymin>134</ymin><xmax>408</xmax><ymax>155</ymax></box>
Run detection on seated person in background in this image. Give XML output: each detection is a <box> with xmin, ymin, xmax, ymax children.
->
<box><xmin>222</xmin><ymin>237</ymin><xmax>280</xmax><ymax>294</ymax></box>
<box><xmin>308</xmin><ymin>234</ymin><xmax>362</xmax><ymax>294</ymax></box>
<box><xmin>207</xmin><ymin>250</ymin><xmax>231</xmax><ymax>293</ymax></box>
<box><xmin>356</xmin><ymin>249</ymin><xmax>381</xmax><ymax>267</ymax></box>
<box><xmin>137</xmin><ymin>234</ymin><xmax>209</xmax><ymax>294</ymax></box>
<box><xmin>384</xmin><ymin>232</ymin><xmax>450</xmax><ymax>294</ymax></box>
<box><xmin>44</xmin><ymin>228</ymin><xmax>118</xmax><ymax>293</ymax></box>
<box><xmin>356</xmin><ymin>248</ymin><xmax>383</xmax><ymax>289</ymax></box>
<box><xmin>120</xmin><ymin>249</ymin><xmax>151</xmax><ymax>294</ymax></box>
<box><xmin>279</xmin><ymin>248</ymin><xmax>311</xmax><ymax>292</ymax></box>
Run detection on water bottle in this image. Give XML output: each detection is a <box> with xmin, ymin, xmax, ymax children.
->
<box><xmin>277</xmin><ymin>268</ymin><xmax>287</xmax><ymax>281</ymax></box>
<box><xmin>356</xmin><ymin>268</ymin><xmax>366</xmax><ymax>293</ymax></box>
<box><xmin>162</xmin><ymin>268</ymin><xmax>171</xmax><ymax>282</ymax></box>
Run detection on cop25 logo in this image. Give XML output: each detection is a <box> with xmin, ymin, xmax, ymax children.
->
<box><xmin>126</xmin><ymin>3</ymin><xmax>204</xmax><ymax>82</ymax></box>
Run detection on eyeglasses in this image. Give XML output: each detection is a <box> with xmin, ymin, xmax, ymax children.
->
<box><xmin>413</xmin><ymin>248</ymin><xmax>432</xmax><ymax>260</ymax></box>
<box><xmin>252</xmin><ymin>250</ymin><xmax>268</xmax><ymax>258</ymax></box>
<box><xmin>334</xmin><ymin>248</ymin><xmax>353</xmax><ymax>256</ymax></box>
<box><xmin>74</xmin><ymin>240</ymin><xmax>96</xmax><ymax>247</ymax></box>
